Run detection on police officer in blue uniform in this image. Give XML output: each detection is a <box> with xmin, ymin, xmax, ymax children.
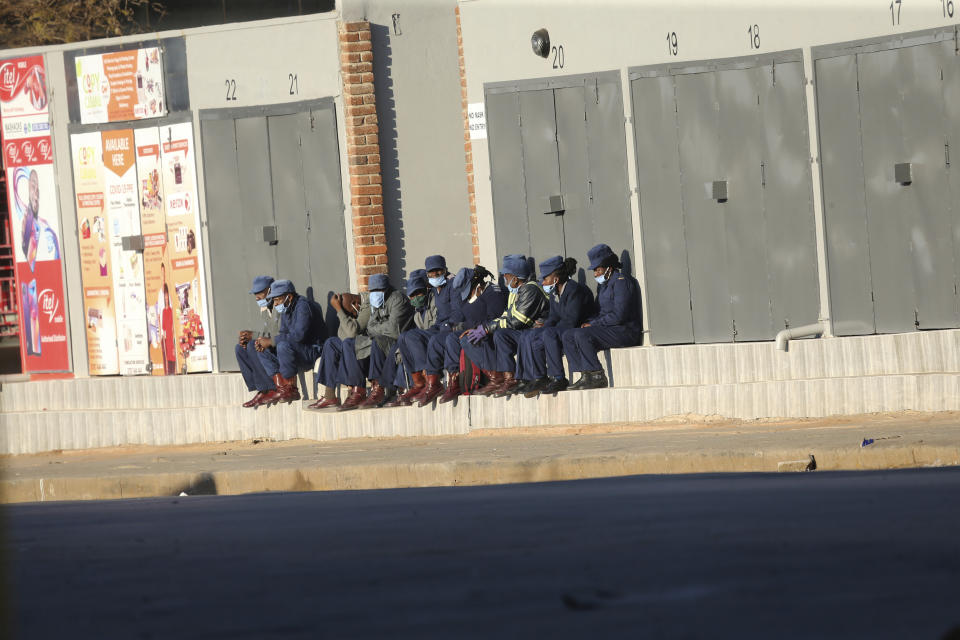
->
<box><xmin>426</xmin><ymin>265</ymin><xmax>505</xmax><ymax>404</ymax></box>
<box><xmin>257</xmin><ymin>279</ymin><xmax>328</xmax><ymax>404</ymax></box>
<box><xmin>393</xmin><ymin>256</ymin><xmax>457</xmax><ymax>406</ymax></box>
<box><xmin>562</xmin><ymin>244</ymin><xmax>642</xmax><ymax>390</ymax></box>
<box><xmin>518</xmin><ymin>256</ymin><xmax>595</xmax><ymax>397</ymax></box>
<box><xmin>237</xmin><ymin>275</ymin><xmax>280</xmax><ymax>408</ymax></box>
<box><xmin>462</xmin><ymin>254</ymin><xmax>548</xmax><ymax>396</ymax></box>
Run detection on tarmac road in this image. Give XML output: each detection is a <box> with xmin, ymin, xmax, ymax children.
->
<box><xmin>3</xmin><ymin>468</ymin><xmax>960</xmax><ymax>639</ymax></box>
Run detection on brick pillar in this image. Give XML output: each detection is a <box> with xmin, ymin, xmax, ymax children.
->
<box><xmin>455</xmin><ymin>7</ymin><xmax>481</xmax><ymax>264</ymax></box>
<box><xmin>339</xmin><ymin>21</ymin><xmax>386</xmax><ymax>290</ymax></box>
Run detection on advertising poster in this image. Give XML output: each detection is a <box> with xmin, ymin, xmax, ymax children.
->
<box><xmin>101</xmin><ymin>129</ymin><xmax>149</xmax><ymax>375</ymax></box>
<box><xmin>70</xmin><ymin>131</ymin><xmax>119</xmax><ymax>375</ymax></box>
<box><xmin>75</xmin><ymin>47</ymin><xmax>165</xmax><ymax>125</ymax></box>
<box><xmin>159</xmin><ymin>122</ymin><xmax>210</xmax><ymax>373</ymax></box>
<box><xmin>134</xmin><ymin>126</ymin><xmax>173</xmax><ymax>376</ymax></box>
<box><xmin>0</xmin><ymin>54</ymin><xmax>70</xmax><ymax>372</ymax></box>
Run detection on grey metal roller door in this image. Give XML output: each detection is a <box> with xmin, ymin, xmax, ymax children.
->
<box><xmin>486</xmin><ymin>91</ymin><xmax>530</xmax><ymax>261</ymax></box>
<box><xmin>717</xmin><ymin>67</ymin><xmax>772</xmax><ymax>341</ymax></box>
<box><xmin>586</xmin><ymin>75</ymin><xmax>635</xmax><ymax>276</ymax></box>
<box><xmin>815</xmin><ymin>54</ymin><xmax>876</xmax><ymax>336</ymax></box>
<box><xmin>759</xmin><ymin>61</ymin><xmax>820</xmax><ymax>333</ymax></box>
<box><xmin>631</xmin><ymin>74</ymin><xmax>694</xmax><ymax>345</ymax></box>
<box><xmin>555</xmin><ymin>84</ymin><xmax>591</xmax><ymax>266</ymax></box>
<box><xmin>267</xmin><ymin>112</ymin><xmax>313</xmax><ymax>290</ymax></box>
<box><xmin>301</xmin><ymin>104</ymin><xmax>349</xmax><ymax>328</ymax></box>
<box><xmin>943</xmin><ymin>41</ymin><xmax>960</xmax><ymax>323</ymax></box>
<box><xmin>676</xmin><ymin>71</ymin><xmax>734</xmax><ymax>343</ymax></box>
<box><xmin>519</xmin><ymin>89</ymin><xmax>565</xmax><ymax>263</ymax></box>
<box><xmin>899</xmin><ymin>42</ymin><xmax>956</xmax><ymax>329</ymax></box>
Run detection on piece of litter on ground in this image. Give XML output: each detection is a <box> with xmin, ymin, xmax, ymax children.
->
<box><xmin>179</xmin><ymin>492</ymin><xmax>188</xmax><ymax>497</ymax></box>
<box><xmin>861</xmin><ymin>438</ymin><xmax>875</xmax><ymax>448</ymax></box>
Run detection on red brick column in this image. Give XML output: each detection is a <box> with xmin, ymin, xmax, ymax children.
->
<box><xmin>455</xmin><ymin>7</ymin><xmax>480</xmax><ymax>264</ymax></box>
<box><xmin>339</xmin><ymin>21</ymin><xmax>386</xmax><ymax>290</ymax></box>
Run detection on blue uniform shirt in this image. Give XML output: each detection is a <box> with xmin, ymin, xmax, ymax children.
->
<box><xmin>588</xmin><ymin>272</ymin><xmax>642</xmax><ymax>332</ymax></box>
<box><xmin>459</xmin><ymin>284</ymin><xmax>507</xmax><ymax>328</ymax></box>
<box><xmin>277</xmin><ymin>294</ymin><xmax>327</xmax><ymax>346</ymax></box>
<box><xmin>431</xmin><ymin>277</ymin><xmax>457</xmax><ymax>330</ymax></box>
<box><xmin>543</xmin><ymin>280</ymin><xmax>594</xmax><ymax>329</ymax></box>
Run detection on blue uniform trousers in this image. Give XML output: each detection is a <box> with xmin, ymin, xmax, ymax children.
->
<box><xmin>316</xmin><ymin>337</ymin><xmax>346</xmax><ymax>388</ymax></box>
<box><xmin>370</xmin><ymin>341</ymin><xmax>406</xmax><ymax>389</ymax></box>
<box><xmin>562</xmin><ymin>325</ymin><xmax>639</xmax><ymax>373</ymax></box>
<box><xmin>396</xmin><ymin>328</ymin><xmax>436</xmax><ymax>373</ymax></box>
<box><xmin>427</xmin><ymin>331</ymin><xmax>462</xmax><ymax>374</ymax></box>
<box><xmin>460</xmin><ymin>334</ymin><xmax>496</xmax><ymax>371</ymax></box>
<box><xmin>339</xmin><ymin>338</ymin><xmax>370</xmax><ymax>387</ymax></box>
<box><xmin>492</xmin><ymin>328</ymin><xmax>524</xmax><ymax>373</ymax></box>
<box><xmin>517</xmin><ymin>326</ymin><xmax>568</xmax><ymax>381</ymax></box>
<box><xmin>258</xmin><ymin>339</ymin><xmax>319</xmax><ymax>379</ymax></box>
<box><xmin>235</xmin><ymin>342</ymin><xmax>275</xmax><ymax>392</ymax></box>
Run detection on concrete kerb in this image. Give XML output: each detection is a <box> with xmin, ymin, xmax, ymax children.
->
<box><xmin>3</xmin><ymin>417</ymin><xmax>959</xmax><ymax>503</ymax></box>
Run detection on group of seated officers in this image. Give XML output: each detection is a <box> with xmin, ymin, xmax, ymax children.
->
<box><xmin>235</xmin><ymin>243</ymin><xmax>642</xmax><ymax>410</ymax></box>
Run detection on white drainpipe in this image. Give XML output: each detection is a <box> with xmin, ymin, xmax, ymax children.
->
<box><xmin>775</xmin><ymin>321</ymin><xmax>828</xmax><ymax>352</ymax></box>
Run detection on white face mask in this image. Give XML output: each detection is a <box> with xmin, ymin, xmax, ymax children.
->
<box><xmin>595</xmin><ymin>268</ymin><xmax>611</xmax><ymax>285</ymax></box>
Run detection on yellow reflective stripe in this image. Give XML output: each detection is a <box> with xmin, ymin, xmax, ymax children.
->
<box><xmin>512</xmin><ymin>307</ymin><xmax>532</xmax><ymax>324</ymax></box>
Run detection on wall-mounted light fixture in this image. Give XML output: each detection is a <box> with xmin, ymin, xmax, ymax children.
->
<box><xmin>531</xmin><ymin>28</ymin><xmax>550</xmax><ymax>58</ymax></box>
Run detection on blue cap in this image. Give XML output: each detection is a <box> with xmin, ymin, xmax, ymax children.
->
<box><xmin>538</xmin><ymin>256</ymin><xmax>564</xmax><ymax>280</ymax></box>
<box><xmin>588</xmin><ymin>244</ymin><xmax>616</xmax><ymax>270</ymax></box>
<box><xmin>368</xmin><ymin>273</ymin><xmax>390</xmax><ymax>291</ymax></box>
<box><xmin>452</xmin><ymin>267</ymin><xmax>474</xmax><ymax>301</ymax></box>
<box><xmin>500</xmin><ymin>254</ymin><xmax>530</xmax><ymax>280</ymax></box>
<box><xmin>267</xmin><ymin>279</ymin><xmax>295</xmax><ymax>299</ymax></box>
<box><xmin>425</xmin><ymin>255</ymin><xmax>447</xmax><ymax>272</ymax></box>
<box><xmin>249</xmin><ymin>275</ymin><xmax>274</xmax><ymax>295</ymax></box>
<box><xmin>406</xmin><ymin>269</ymin><xmax>428</xmax><ymax>295</ymax></box>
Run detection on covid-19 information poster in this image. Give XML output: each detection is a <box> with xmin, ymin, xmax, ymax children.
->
<box><xmin>0</xmin><ymin>54</ymin><xmax>70</xmax><ymax>373</ymax></box>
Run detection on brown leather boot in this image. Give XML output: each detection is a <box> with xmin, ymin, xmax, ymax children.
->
<box><xmin>438</xmin><ymin>370</ymin><xmax>461</xmax><ymax>404</ymax></box>
<box><xmin>338</xmin><ymin>385</ymin><xmax>367</xmax><ymax>411</ymax></box>
<box><xmin>360</xmin><ymin>381</ymin><xmax>386</xmax><ymax>409</ymax></box>
<box><xmin>474</xmin><ymin>370</ymin><xmax>504</xmax><ymax>396</ymax></box>
<box><xmin>243</xmin><ymin>391</ymin><xmax>266</xmax><ymax>408</ymax></box>
<box><xmin>417</xmin><ymin>373</ymin><xmax>444</xmax><ymax>407</ymax></box>
<box><xmin>395</xmin><ymin>371</ymin><xmax>427</xmax><ymax>406</ymax></box>
<box><xmin>492</xmin><ymin>371</ymin><xmax>518</xmax><ymax>398</ymax></box>
<box><xmin>308</xmin><ymin>386</ymin><xmax>339</xmax><ymax>410</ymax></box>
<box><xmin>271</xmin><ymin>374</ymin><xmax>301</xmax><ymax>404</ymax></box>
<box><xmin>257</xmin><ymin>374</ymin><xmax>285</xmax><ymax>405</ymax></box>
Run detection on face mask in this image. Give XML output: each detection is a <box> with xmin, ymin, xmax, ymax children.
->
<box><xmin>410</xmin><ymin>293</ymin><xmax>427</xmax><ymax>309</ymax></box>
<box><xmin>370</xmin><ymin>291</ymin><xmax>385</xmax><ymax>308</ymax></box>
<box><xmin>274</xmin><ymin>302</ymin><xmax>287</xmax><ymax>314</ymax></box>
<box><xmin>543</xmin><ymin>282</ymin><xmax>556</xmax><ymax>295</ymax></box>
<box><xmin>595</xmin><ymin>269</ymin><xmax>610</xmax><ymax>286</ymax></box>
<box><xmin>256</xmin><ymin>298</ymin><xmax>268</xmax><ymax>308</ymax></box>
<box><xmin>506</xmin><ymin>278</ymin><xmax>520</xmax><ymax>294</ymax></box>
<box><xmin>428</xmin><ymin>275</ymin><xmax>446</xmax><ymax>288</ymax></box>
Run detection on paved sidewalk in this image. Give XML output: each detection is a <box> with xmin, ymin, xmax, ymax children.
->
<box><xmin>2</xmin><ymin>412</ymin><xmax>959</xmax><ymax>503</ymax></box>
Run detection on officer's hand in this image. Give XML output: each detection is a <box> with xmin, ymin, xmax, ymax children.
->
<box><xmin>238</xmin><ymin>330</ymin><xmax>253</xmax><ymax>346</ymax></box>
<box><xmin>255</xmin><ymin>337</ymin><xmax>272</xmax><ymax>352</ymax></box>
<box><xmin>533</xmin><ymin>320</ymin><xmax>545</xmax><ymax>329</ymax></box>
<box><xmin>330</xmin><ymin>294</ymin><xmax>342</xmax><ymax>312</ymax></box>
<box><xmin>581</xmin><ymin>322</ymin><xmax>591</xmax><ymax>328</ymax></box>
<box><xmin>459</xmin><ymin>329</ymin><xmax>471</xmax><ymax>339</ymax></box>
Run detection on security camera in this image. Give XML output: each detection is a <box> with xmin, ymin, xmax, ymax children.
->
<box><xmin>531</xmin><ymin>28</ymin><xmax>550</xmax><ymax>58</ymax></box>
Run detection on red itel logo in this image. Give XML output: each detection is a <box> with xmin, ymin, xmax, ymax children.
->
<box><xmin>0</xmin><ymin>61</ymin><xmax>47</xmax><ymax>111</ymax></box>
<box><xmin>38</xmin><ymin>139</ymin><xmax>51</xmax><ymax>159</ymax></box>
<box><xmin>22</xmin><ymin>140</ymin><xmax>35</xmax><ymax>160</ymax></box>
<box><xmin>5</xmin><ymin>141</ymin><xmax>18</xmax><ymax>163</ymax></box>
<box><xmin>39</xmin><ymin>289</ymin><xmax>60</xmax><ymax>323</ymax></box>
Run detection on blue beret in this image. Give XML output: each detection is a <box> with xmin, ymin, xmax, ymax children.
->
<box><xmin>452</xmin><ymin>267</ymin><xmax>474</xmax><ymax>301</ymax></box>
<box><xmin>368</xmin><ymin>273</ymin><xmax>390</xmax><ymax>291</ymax></box>
<box><xmin>266</xmin><ymin>279</ymin><xmax>295</xmax><ymax>299</ymax></box>
<box><xmin>425</xmin><ymin>255</ymin><xmax>447</xmax><ymax>272</ymax></box>
<box><xmin>406</xmin><ymin>269</ymin><xmax>428</xmax><ymax>295</ymax></box>
<box><xmin>588</xmin><ymin>244</ymin><xmax>616</xmax><ymax>270</ymax></box>
<box><xmin>538</xmin><ymin>256</ymin><xmax>564</xmax><ymax>280</ymax></box>
<box><xmin>249</xmin><ymin>275</ymin><xmax>274</xmax><ymax>295</ymax></box>
<box><xmin>500</xmin><ymin>254</ymin><xmax>530</xmax><ymax>280</ymax></box>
